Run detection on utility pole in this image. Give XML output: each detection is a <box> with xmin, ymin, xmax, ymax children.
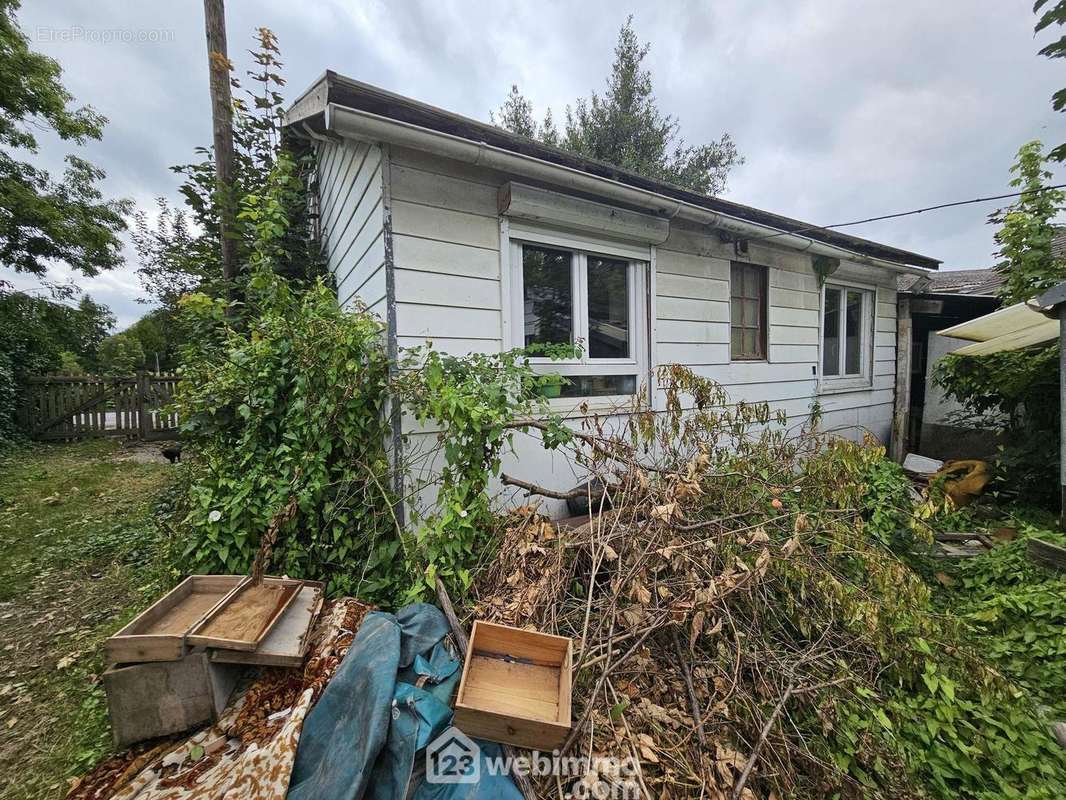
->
<box><xmin>203</xmin><ymin>0</ymin><xmax>238</xmax><ymax>289</ymax></box>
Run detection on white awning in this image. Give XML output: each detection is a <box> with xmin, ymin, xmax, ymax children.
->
<box><xmin>937</xmin><ymin>301</ymin><xmax>1059</xmax><ymax>355</ymax></box>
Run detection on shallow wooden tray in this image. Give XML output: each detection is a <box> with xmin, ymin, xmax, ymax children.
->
<box><xmin>210</xmin><ymin>581</ymin><xmax>324</xmax><ymax>667</ymax></box>
<box><xmin>453</xmin><ymin>620</ymin><xmax>572</xmax><ymax>750</ymax></box>
<box><xmin>106</xmin><ymin>575</ymin><xmax>245</xmax><ymax>664</ymax></box>
<box><xmin>186</xmin><ymin>576</ymin><xmax>303</xmax><ymax>652</ymax></box>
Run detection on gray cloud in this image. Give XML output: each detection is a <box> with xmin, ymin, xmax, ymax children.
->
<box><xmin>3</xmin><ymin>0</ymin><xmax>1064</xmax><ymax>328</ymax></box>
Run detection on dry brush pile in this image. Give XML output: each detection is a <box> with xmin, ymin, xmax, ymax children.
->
<box><xmin>471</xmin><ymin>367</ymin><xmax>1066</xmax><ymax>800</ymax></box>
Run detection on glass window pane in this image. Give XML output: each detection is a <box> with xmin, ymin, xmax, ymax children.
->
<box><xmin>746</xmin><ymin>299</ymin><xmax>759</xmax><ymax>329</ymax></box>
<box><xmin>845</xmin><ymin>290</ymin><xmax>863</xmax><ymax>375</ymax></box>
<box><xmin>730</xmin><ymin>263</ymin><xmax>767</xmax><ymax>360</ymax></box>
<box><xmin>823</xmin><ymin>288</ymin><xmax>840</xmax><ymax>376</ymax></box>
<box><xmin>587</xmin><ymin>257</ymin><xmax>629</xmax><ymax>358</ymax></box>
<box><xmin>558</xmin><ymin>374</ymin><xmax>637</xmax><ymax>398</ymax></box>
<box><xmin>523</xmin><ymin>245</ymin><xmax>572</xmax><ymax>348</ymax></box>
<box><xmin>744</xmin><ymin>328</ymin><xmax>757</xmax><ymax>357</ymax></box>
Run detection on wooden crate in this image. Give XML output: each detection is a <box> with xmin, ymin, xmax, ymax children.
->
<box><xmin>106</xmin><ymin>575</ymin><xmax>245</xmax><ymax>664</ymax></box>
<box><xmin>187</xmin><ymin>576</ymin><xmax>303</xmax><ymax>652</ymax></box>
<box><xmin>210</xmin><ymin>581</ymin><xmax>324</xmax><ymax>667</ymax></box>
<box><xmin>104</xmin><ymin>651</ymin><xmax>243</xmax><ymax>747</ymax></box>
<box><xmin>453</xmin><ymin>621</ymin><xmax>572</xmax><ymax>750</ymax></box>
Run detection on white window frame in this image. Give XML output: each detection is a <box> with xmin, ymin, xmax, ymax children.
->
<box><xmin>819</xmin><ymin>281</ymin><xmax>876</xmax><ymax>393</ymax></box>
<box><xmin>503</xmin><ymin>224</ymin><xmax>650</xmax><ymax>408</ymax></box>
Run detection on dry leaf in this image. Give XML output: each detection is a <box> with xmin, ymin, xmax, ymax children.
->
<box><xmin>935</xmin><ymin>572</ymin><xmax>956</xmax><ymax>587</ymax></box>
<box><xmin>56</xmin><ymin>654</ymin><xmax>76</xmax><ymax>670</ymax></box>
<box><xmin>601</xmin><ymin>543</ymin><xmax>618</xmax><ymax>561</ymax></box>
<box><xmin>691</xmin><ymin>610</ymin><xmax>706</xmax><ymax>646</ymax></box>
<box><xmin>781</xmin><ymin>536</ymin><xmax>800</xmax><ymax>557</ymax></box>
<box><xmin>650</xmin><ymin>502</ymin><xmax>677</xmax><ymax>523</ymax></box>
<box><xmin>749</xmin><ymin>527</ymin><xmax>770</xmax><ymax>544</ymax></box>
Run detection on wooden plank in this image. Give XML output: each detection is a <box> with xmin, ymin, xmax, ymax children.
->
<box><xmin>186</xmin><ymin>576</ymin><xmax>303</xmax><ymax>652</ymax></box>
<box><xmin>210</xmin><ymin>583</ymin><xmax>324</xmax><ymax>667</ymax></box>
<box><xmin>106</xmin><ymin>575</ymin><xmax>245</xmax><ymax>663</ymax></box>
<box><xmin>392</xmin><ymin>233</ymin><xmax>501</xmax><ymax>280</ymax></box>
<box><xmin>1028</xmin><ymin>538</ymin><xmax>1066</xmax><ymax>572</ymax></box>
<box><xmin>395</xmin><ymin>303</ymin><xmax>500</xmax><ymax>340</ymax></box>
<box><xmin>391</xmin><ymin>200</ymin><xmax>499</xmax><ymax>250</ymax></box>
<box><xmin>891</xmin><ymin>297</ymin><xmax>912</xmax><ymax>461</ymax></box>
<box><xmin>393</xmin><ymin>269</ymin><xmax>500</xmax><ymax>311</ymax></box>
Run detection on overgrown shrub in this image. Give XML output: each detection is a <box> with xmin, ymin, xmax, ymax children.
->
<box><xmin>467</xmin><ymin>369</ymin><xmax>1066</xmax><ymax>799</ymax></box>
<box><xmin>174</xmin><ymin>152</ymin><xmax>406</xmax><ymax>601</ymax></box>
<box><xmin>396</xmin><ymin>346</ymin><xmax>572</xmax><ymax>600</ymax></box>
<box><xmin>940</xmin><ymin>521</ymin><xmax>1066</xmax><ymax>719</ymax></box>
<box><xmin>175</xmin><ymin>276</ymin><xmax>404</xmax><ymax>599</ymax></box>
<box><xmin>933</xmin><ymin>345</ymin><xmax>1059</xmax><ymax>507</ymax></box>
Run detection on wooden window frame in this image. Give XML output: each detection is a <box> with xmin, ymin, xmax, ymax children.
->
<box><xmin>729</xmin><ymin>261</ymin><xmax>769</xmax><ymax>362</ymax></box>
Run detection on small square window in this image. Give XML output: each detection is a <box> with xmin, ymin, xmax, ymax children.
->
<box><xmin>730</xmin><ymin>262</ymin><xmax>768</xmax><ymax>360</ymax></box>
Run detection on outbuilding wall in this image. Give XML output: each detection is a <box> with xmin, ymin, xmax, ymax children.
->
<box><xmin>318</xmin><ymin>138</ymin><xmax>901</xmax><ymax>515</ymax></box>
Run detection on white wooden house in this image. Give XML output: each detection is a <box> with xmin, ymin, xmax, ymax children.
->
<box><xmin>284</xmin><ymin>72</ymin><xmax>940</xmax><ymax>516</ymax></box>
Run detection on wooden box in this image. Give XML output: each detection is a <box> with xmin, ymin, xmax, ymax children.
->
<box><xmin>453</xmin><ymin>621</ymin><xmax>572</xmax><ymax>750</ymax></box>
<box><xmin>104</xmin><ymin>651</ymin><xmax>243</xmax><ymax>747</ymax></box>
<box><xmin>187</xmin><ymin>575</ymin><xmax>303</xmax><ymax>652</ymax></box>
<box><xmin>211</xmin><ymin>581</ymin><xmax>324</xmax><ymax>667</ymax></box>
<box><xmin>106</xmin><ymin>575</ymin><xmax>244</xmax><ymax>664</ymax></box>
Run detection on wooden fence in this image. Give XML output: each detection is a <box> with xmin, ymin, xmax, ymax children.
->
<box><xmin>18</xmin><ymin>374</ymin><xmax>181</xmax><ymax>441</ymax></box>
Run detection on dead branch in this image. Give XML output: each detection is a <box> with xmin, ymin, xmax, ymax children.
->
<box><xmin>501</xmin><ymin>473</ymin><xmax>592</xmax><ymax>500</ymax></box>
<box><xmin>561</xmin><ymin>622</ymin><xmax>661</xmax><ymax>755</ymax></box>
<box><xmin>672</xmin><ymin>627</ymin><xmax>706</xmax><ymax>747</ymax></box>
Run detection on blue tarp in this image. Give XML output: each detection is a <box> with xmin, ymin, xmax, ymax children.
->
<box><xmin>288</xmin><ymin>603</ymin><xmax>522</xmax><ymax>800</ymax></box>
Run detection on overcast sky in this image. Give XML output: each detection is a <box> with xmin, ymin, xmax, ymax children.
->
<box><xmin>5</xmin><ymin>0</ymin><xmax>1065</xmax><ymax>328</ymax></box>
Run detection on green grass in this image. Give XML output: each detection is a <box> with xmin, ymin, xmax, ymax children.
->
<box><xmin>0</xmin><ymin>440</ymin><xmax>176</xmax><ymax>800</ymax></box>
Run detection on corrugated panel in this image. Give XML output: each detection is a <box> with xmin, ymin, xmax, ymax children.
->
<box><xmin>938</xmin><ymin>301</ymin><xmax>1058</xmax><ymax>355</ymax></box>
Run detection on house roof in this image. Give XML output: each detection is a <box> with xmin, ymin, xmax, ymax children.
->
<box><xmin>898</xmin><ymin>268</ymin><xmax>1003</xmax><ymax>297</ymax></box>
<box><xmin>286</xmin><ymin>71</ymin><xmax>941</xmax><ymax>271</ymax></box>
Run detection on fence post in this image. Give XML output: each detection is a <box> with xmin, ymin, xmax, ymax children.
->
<box><xmin>137</xmin><ymin>371</ymin><xmax>151</xmax><ymax>440</ymax></box>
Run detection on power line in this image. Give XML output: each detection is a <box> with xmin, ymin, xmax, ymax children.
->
<box><xmin>756</xmin><ymin>183</ymin><xmax>1066</xmax><ymax>242</ymax></box>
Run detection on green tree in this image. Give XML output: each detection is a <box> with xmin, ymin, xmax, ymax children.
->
<box><xmin>0</xmin><ymin>0</ymin><xmax>130</xmax><ymax>277</ymax></box>
<box><xmin>132</xmin><ymin>29</ymin><xmax>322</xmax><ymax>308</ymax></box>
<box><xmin>1035</xmin><ymin>1</ymin><xmax>1066</xmax><ymax>160</ymax></box>
<box><xmin>492</xmin><ymin>17</ymin><xmax>742</xmax><ymax>195</ymax></box>
<box><xmin>57</xmin><ymin>351</ymin><xmax>84</xmax><ymax>374</ymax></box>
<box><xmin>992</xmin><ymin>141</ymin><xmax>1066</xmax><ymax>304</ymax></box>
<box><xmin>126</xmin><ymin>308</ymin><xmax>180</xmax><ymax>372</ymax></box>
<box><xmin>0</xmin><ymin>287</ymin><xmax>114</xmax><ymax>441</ymax></box>
<box><xmin>935</xmin><ymin>141</ymin><xmax>1064</xmax><ymax>508</ymax></box>
<box><xmin>96</xmin><ymin>333</ymin><xmax>145</xmax><ymax>376</ymax></box>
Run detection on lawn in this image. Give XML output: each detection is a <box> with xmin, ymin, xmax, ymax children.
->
<box><xmin>0</xmin><ymin>440</ymin><xmax>176</xmax><ymax>800</ymax></box>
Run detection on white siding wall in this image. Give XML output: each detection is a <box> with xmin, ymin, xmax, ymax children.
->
<box><xmin>374</xmin><ymin>144</ymin><xmax>902</xmax><ymax>515</ymax></box>
<box><xmin>655</xmin><ymin>221</ymin><xmax>898</xmax><ymax>440</ymax></box>
<box><xmin>317</xmin><ymin>138</ymin><xmax>386</xmax><ymax>314</ymax></box>
<box><xmin>388</xmin><ymin>147</ymin><xmax>504</xmax><ymax>352</ymax></box>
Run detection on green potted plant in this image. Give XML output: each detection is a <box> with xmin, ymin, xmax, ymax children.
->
<box><xmin>521</xmin><ymin>342</ymin><xmax>582</xmax><ymax>399</ymax></box>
